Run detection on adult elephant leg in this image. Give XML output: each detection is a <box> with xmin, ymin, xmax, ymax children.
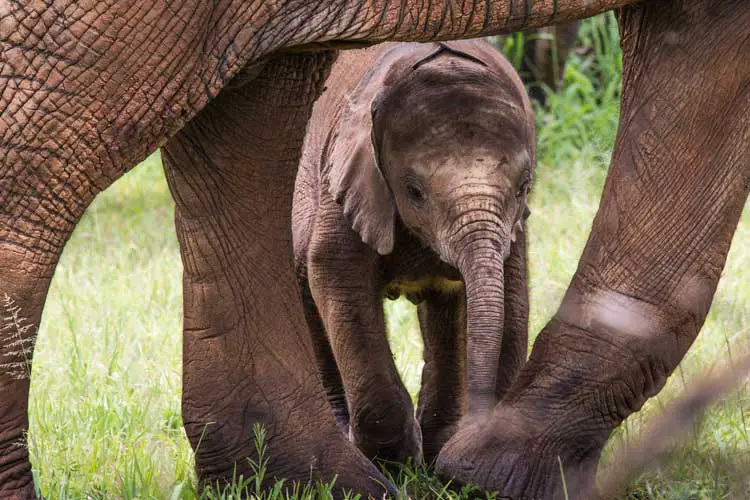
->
<box><xmin>0</xmin><ymin>21</ymin><xmax>165</xmax><ymax>496</ymax></box>
<box><xmin>161</xmin><ymin>51</ymin><xmax>390</xmax><ymax>495</ymax></box>
<box><xmin>0</xmin><ymin>191</ymin><xmax>99</xmax><ymax>499</ymax></box>
<box><xmin>0</xmin><ymin>97</ymin><xmax>136</xmax><ymax>500</ymax></box>
<box><xmin>416</xmin><ymin>291</ymin><xmax>467</xmax><ymax>465</ymax></box>
<box><xmin>437</xmin><ymin>1</ymin><xmax>750</xmax><ymax>498</ymax></box>
<box><xmin>0</xmin><ymin>3</ymin><xmax>315</xmax><ymax>493</ymax></box>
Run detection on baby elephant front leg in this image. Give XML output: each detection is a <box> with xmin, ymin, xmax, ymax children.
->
<box><xmin>308</xmin><ymin>233</ymin><xmax>422</xmax><ymax>466</ymax></box>
<box><xmin>417</xmin><ymin>291</ymin><xmax>467</xmax><ymax>465</ymax></box>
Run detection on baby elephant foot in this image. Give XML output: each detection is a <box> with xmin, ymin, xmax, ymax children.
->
<box><xmin>435</xmin><ymin>407</ymin><xmax>602</xmax><ymax>499</ymax></box>
<box><xmin>350</xmin><ymin>393</ymin><xmax>423</xmax><ymax>468</ymax></box>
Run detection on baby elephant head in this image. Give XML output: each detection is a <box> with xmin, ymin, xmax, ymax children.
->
<box><xmin>327</xmin><ymin>41</ymin><xmax>535</xmax><ymax>413</ymax></box>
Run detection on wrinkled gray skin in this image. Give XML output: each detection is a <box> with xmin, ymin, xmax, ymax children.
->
<box><xmin>2</xmin><ymin>1</ymin><xmax>748</xmax><ymax>499</ymax></box>
<box><xmin>292</xmin><ymin>40</ymin><xmax>534</xmax><ymax>466</ymax></box>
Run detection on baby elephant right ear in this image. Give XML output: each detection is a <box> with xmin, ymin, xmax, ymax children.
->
<box><xmin>325</xmin><ymin>95</ymin><xmax>395</xmax><ymax>256</ymax></box>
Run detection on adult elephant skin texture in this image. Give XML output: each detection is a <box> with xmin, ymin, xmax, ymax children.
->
<box><xmin>292</xmin><ymin>40</ymin><xmax>534</xmax><ymax>466</ymax></box>
<box><xmin>4</xmin><ymin>0</ymin><xmax>741</xmax><ymax>499</ymax></box>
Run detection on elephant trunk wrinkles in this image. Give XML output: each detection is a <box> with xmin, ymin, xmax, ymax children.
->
<box><xmin>452</xmin><ymin>212</ymin><xmax>508</xmax><ymax>415</ymax></box>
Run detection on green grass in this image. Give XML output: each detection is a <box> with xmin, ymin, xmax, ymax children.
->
<box><xmin>24</xmin><ymin>14</ymin><xmax>750</xmax><ymax>499</ymax></box>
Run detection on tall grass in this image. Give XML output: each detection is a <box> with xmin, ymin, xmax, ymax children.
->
<box><xmin>22</xmin><ymin>13</ymin><xmax>749</xmax><ymax>499</ymax></box>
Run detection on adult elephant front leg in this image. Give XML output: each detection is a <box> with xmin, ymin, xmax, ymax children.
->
<box><xmin>437</xmin><ymin>1</ymin><xmax>750</xmax><ymax>498</ymax></box>
<box><xmin>161</xmin><ymin>51</ymin><xmax>391</xmax><ymax>496</ymax></box>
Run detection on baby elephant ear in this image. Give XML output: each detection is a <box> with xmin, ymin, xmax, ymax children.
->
<box><xmin>325</xmin><ymin>94</ymin><xmax>395</xmax><ymax>255</ymax></box>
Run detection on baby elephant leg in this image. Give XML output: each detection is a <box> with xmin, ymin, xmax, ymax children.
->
<box><xmin>497</xmin><ymin>225</ymin><xmax>529</xmax><ymax>399</ymax></box>
<box><xmin>296</xmin><ymin>269</ymin><xmax>350</xmax><ymax>431</ymax></box>
<box><xmin>416</xmin><ymin>291</ymin><xmax>467</xmax><ymax>465</ymax></box>
<box><xmin>307</xmin><ymin>224</ymin><xmax>422</xmax><ymax>467</ymax></box>
<box><xmin>418</xmin><ymin>228</ymin><xmax>528</xmax><ymax>464</ymax></box>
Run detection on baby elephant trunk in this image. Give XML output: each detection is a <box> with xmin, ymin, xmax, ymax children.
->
<box><xmin>456</xmin><ymin>237</ymin><xmax>507</xmax><ymax>416</ymax></box>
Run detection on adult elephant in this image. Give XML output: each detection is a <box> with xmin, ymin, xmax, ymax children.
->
<box><xmin>0</xmin><ymin>0</ymin><xmax>747</xmax><ymax>499</ymax></box>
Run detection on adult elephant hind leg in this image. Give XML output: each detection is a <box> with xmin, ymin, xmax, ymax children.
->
<box><xmin>0</xmin><ymin>224</ymin><xmax>59</xmax><ymax>500</ymax></box>
<box><xmin>437</xmin><ymin>1</ymin><xmax>750</xmax><ymax>498</ymax></box>
<box><xmin>0</xmin><ymin>80</ymin><xmax>136</xmax><ymax>500</ymax></box>
<box><xmin>161</xmin><ymin>51</ymin><xmax>391</xmax><ymax>497</ymax></box>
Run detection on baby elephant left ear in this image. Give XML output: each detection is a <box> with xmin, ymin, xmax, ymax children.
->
<box><xmin>325</xmin><ymin>92</ymin><xmax>395</xmax><ymax>255</ymax></box>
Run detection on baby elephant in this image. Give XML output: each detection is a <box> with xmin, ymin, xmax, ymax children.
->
<box><xmin>293</xmin><ymin>40</ymin><xmax>535</xmax><ymax>465</ymax></box>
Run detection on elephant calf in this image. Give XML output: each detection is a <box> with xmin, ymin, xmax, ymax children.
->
<box><xmin>292</xmin><ymin>40</ymin><xmax>535</xmax><ymax>465</ymax></box>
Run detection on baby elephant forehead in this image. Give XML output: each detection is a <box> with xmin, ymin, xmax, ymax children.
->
<box><xmin>387</xmin><ymin>137</ymin><xmax>531</xmax><ymax>180</ymax></box>
<box><xmin>374</xmin><ymin>71</ymin><xmax>531</xmax><ymax>146</ymax></box>
<box><xmin>425</xmin><ymin>144</ymin><xmax>531</xmax><ymax>172</ymax></box>
<box><xmin>378</xmin><ymin>52</ymin><xmax>527</xmax><ymax>112</ymax></box>
<box><xmin>380</xmin><ymin>101</ymin><xmax>533</xmax><ymax>158</ymax></box>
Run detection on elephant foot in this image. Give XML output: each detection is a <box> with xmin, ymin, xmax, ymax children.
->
<box><xmin>318</xmin><ymin>436</ymin><xmax>400</xmax><ymax>498</ymax></box>
<box><xmin>435</xmin><ymin>407</ymin><xmax>602</xmax><ymax>499</ymax></box>
<box><xmin>197</xmin><ymin>428</ymin><xmax>396</xmax><ymax>499</ymax></box>
<box><xmin>0</xmin><ymin>448</ymin><xmax>37</xmax><ymax>500</ymax></box>
<box><xmin>350</xmin><ymin>414</ymin><xmax>423</xmax><ymax>470</ymax></box>
<box><xmin>349</xmin><ymin>394</ymin><xmax>423</xmax><ymax>468</ymax></box>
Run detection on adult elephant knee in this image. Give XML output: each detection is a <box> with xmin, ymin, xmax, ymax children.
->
<box><xmin>436</xmin><ymin>1</ymin><xmax>750</xmax><ymax>497</ymax></box>
<box><xmin>0</xmin><ymin>0</ymin><xmax>650</xmax><ymax>497</ymax></box>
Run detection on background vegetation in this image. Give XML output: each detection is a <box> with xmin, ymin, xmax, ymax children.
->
<box><xmin>26</xmin><ymin>13</ymin><xmax>749</xmax><ymax>499</ymax></box>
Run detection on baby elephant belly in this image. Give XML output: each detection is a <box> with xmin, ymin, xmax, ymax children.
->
<box><xmin>385</xmin><ymin>276</ymin><xmax>464</xmax><ymax>303</ymax></box>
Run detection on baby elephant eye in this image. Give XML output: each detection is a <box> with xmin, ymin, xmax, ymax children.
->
<box><xmin>516</xmin><ymin>181</ymin><xmax>528</xmax><ymax>199</ymax></box>
<box><xmin>406</xmin><ymin>184</ymin><xmax>426</xmax><ymax>203</ymax></box>
<box><xmin>516</xmin><ymin>175</ymin><xmax>531</xmax><ymax>199</ymax></box>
